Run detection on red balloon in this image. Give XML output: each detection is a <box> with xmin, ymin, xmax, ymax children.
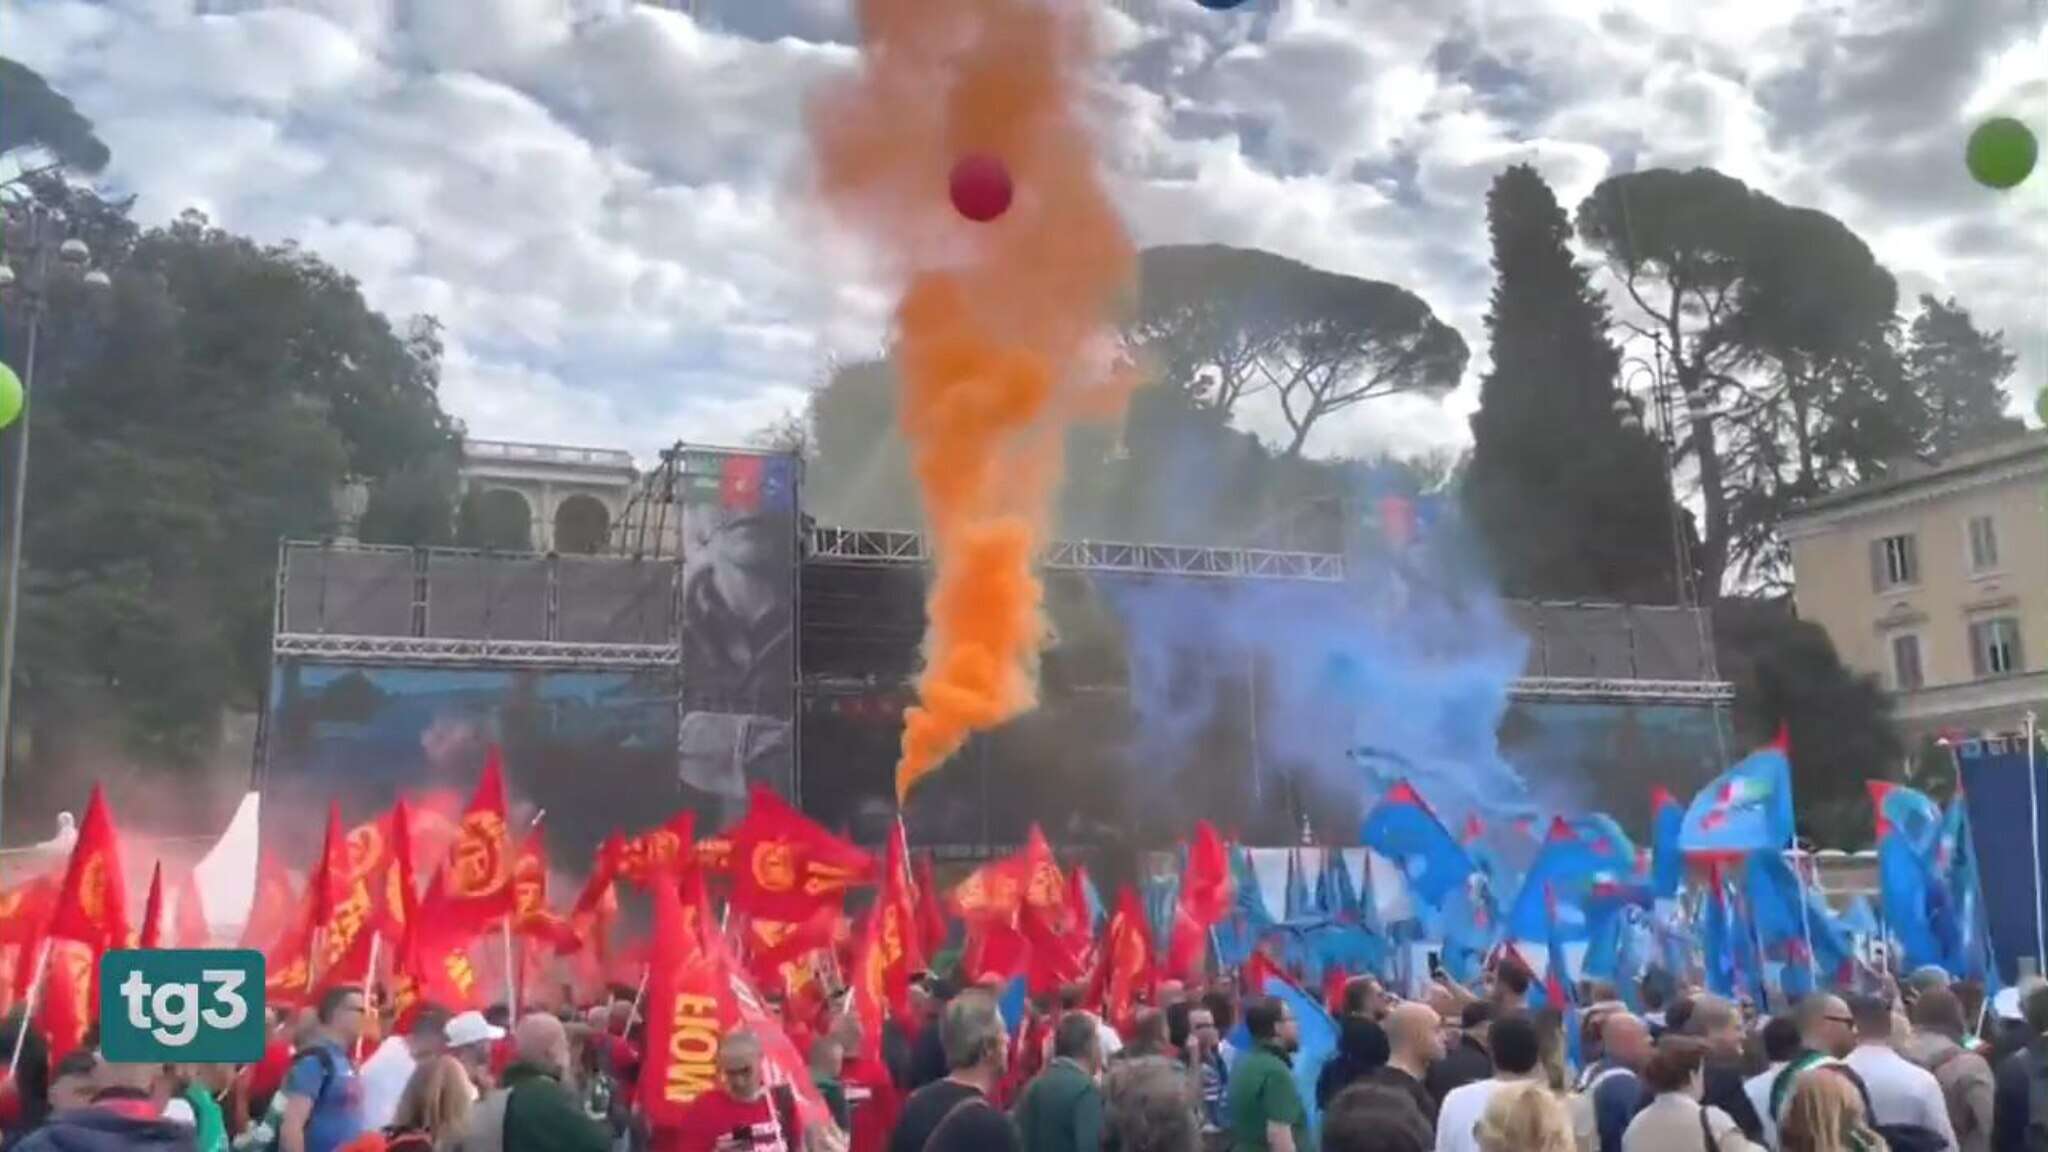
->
<box><xmin>949</xmin><ymin>154</ymin><xmax>1013</xmax><ymax>222</ymax></box>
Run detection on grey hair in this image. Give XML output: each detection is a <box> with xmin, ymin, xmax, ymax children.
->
<box><xmin>941</xmin><ymin>989</ymin><xmax>1007</xmax><ymax>1072</ymax></box>
<box><xmin>720</xmin><ymin>1030</ymin><xmax>763</xmax><ymax>1063</ymax></box>
<box><xmin>1104</xmin><ymin>1056</ymin><xmax>1199</xmax><ymax>1152</ymax></box>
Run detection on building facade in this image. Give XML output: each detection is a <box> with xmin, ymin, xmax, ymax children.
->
<box><xmin>458</xmin><ymin>438</ymin><xmax>638</xmax><ymax>553</ymax></box>
<box><xmin>1782</xmin><ymin>431</ymin><xmax>2048</xmax><ymax>743</ymax></box>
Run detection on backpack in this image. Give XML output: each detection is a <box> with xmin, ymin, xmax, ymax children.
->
<box><xmin>235</xmin><ymin>1047</ymin><xmax>342</xmax><ymax>1152</ymax></box>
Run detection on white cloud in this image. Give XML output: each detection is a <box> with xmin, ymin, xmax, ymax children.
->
<box><xmin>3</xmin><ymin>0</ymin><xmax>2039</xmax><ymax>478</ymax></box>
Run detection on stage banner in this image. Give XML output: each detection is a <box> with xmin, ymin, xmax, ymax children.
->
<box><xmin>1958</xmin><ymin>732</ymin><xmax>2048</xmax><ymax>985</ymax></box>
<box><xmin>676</xmin><ymin>448</ymin><xmax>801</xmax><ymax>828</ymax></box>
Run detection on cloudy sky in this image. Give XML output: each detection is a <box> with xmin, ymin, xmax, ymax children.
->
<box><xmin>6</xmin><ymin>0</ymin><xmax>2044</xmax><ymax>466</ymax></box>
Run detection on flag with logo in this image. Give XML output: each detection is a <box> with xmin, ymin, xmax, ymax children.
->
<box><xmin>1361</xmin><ymin>781</ymin><xmax>1475</xmax><ymax>908</ymax></box>
<box><xmin>1090</xmin><ymin>886</ymin><xmax>1158</xmax><ymax>1033</ymax></box>
<box><xmin>1680</xmin><ymin>735</ymin><xmax>1797</xmax><ymax>856</ymax></box>
<box><xmin>438</xmin><ymin>749</ymin><xmax>517</xmax><ymax>934</ymax></box>
<box><xmin>240</xmin><ymin>849</ymin><xmax>297</xmax><ymax>951</ymax></box>
<box><xmin>682</xmin><ymin>450</ymin><xmax>797</xmax><ymax>514</ymax></box>
<box><xmin>617</xmin><ymin>811</ymin><xmax>697</xmax><ymax>887</ymax></box>
<box><xmin>726</xmin><ymin>786</ymin><xmax>874</xmax><ymax>923</ymax></box>
<box><xmin>46</xmin><ymin>784</ymin><xmax>132</xmax><ymax>954</ymax></box>
<box><xmin>512</xmin><ymin>824</ymin><xmax>581</xmax><ymax>953</ymax></box>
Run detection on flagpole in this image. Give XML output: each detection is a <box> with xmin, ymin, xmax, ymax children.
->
<box><xmin>621</xmin><ymin>964</ymin><xmax>649</xmax><ymax>1037</ymax></box>
<box><xmin>7</xmin><ymin>938</ymin><xmax>51</xmax><ymax>1076</ymax></box>
<box><xmin>2022</xmin><ymin>712</ymin><xmax>2047</xmax><ymax>975</ymax></box>
<box><xmin>1789</xmin><ymin>847</ymin><xmax>1820</xmax><ymax>990</ymax></box>
<box><xmin>503</xmin><ymin>919</ymin><xmax>519</xmax><ymax>1020</ymax></box>
<box><xmin>358</xmin><ymin>931</ymin><xmax>382</xmax><ymax>1063</ymax></box>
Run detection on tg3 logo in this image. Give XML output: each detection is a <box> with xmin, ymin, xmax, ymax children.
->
<box><xmin>99</xmin><ymin>949</ymin><xmax>267</xmax><ymax>1063</ymax></box>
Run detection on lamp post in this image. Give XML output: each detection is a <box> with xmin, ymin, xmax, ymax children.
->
<box><xmin>0</xmin><ymin>190</ymin><xmax>108</xmax><ymax>830</ymax></box>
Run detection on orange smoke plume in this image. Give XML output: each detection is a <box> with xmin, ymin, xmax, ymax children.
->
<box><xmin>810</xmin><ymin>0</ymin><xmax>1138</xmax><ymax>802</ymax></box>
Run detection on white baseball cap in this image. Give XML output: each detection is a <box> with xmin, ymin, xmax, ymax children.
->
<box><xmin>445</xmin><ymin>1010</ymin><xmax>506</xmax><ymax>1048</ymax></box>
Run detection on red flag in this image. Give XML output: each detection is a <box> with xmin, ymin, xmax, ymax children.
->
<box><xmin>1089</xmin><ymin>886</ymin><xmax>1156</xmax><ymax>1033</ymax></box>
<box><xmin>0</xmin><ymin>875</ymin><xmax>59</xmax><ymax>1017</ymax></box>
<box><xmin>439</xmin><ymin>748</ymin><xmax>517</xmax><ymax>933</ymax></box>
<box><xmin>726</xmin><ymin>787</ymin><xmax>874</xmax><ymax>922</ymax></box>
<box><xmin>850</xmin><ymin>909</ymin><xmax>888</xmax><ymax>1068</ymax></box>
<box><xmin>913</xmin><ymin>851</ymin><xmax>947</xmax><ymax>959</ymax></box>
<box><xmin>1180</xmin><ymin>821</ymin><xmax>1233</xmax><ymax>928</ymax></box>
<box><xmin>391</xmin><ymin>868</ymin><xmax>485</xmax><ymax>1031</ymax></box>
<box><xmin>617</xmin><ymin>812</ymin><xmax>696</xmax><ymax>886</ymax></box>
<box><xmin>36</xmin><ymin>938</ymin><xmax>95</xmax><ymax>1061</ymax></box>
<box><xmin>382</xmin><ymin>799</ymin><xmax>420</xmax><ymax>940</ymax></box>
<box><xmin>875</xmin><ymin>822</ymin><xmax>922</xmax><ymax>1020</ymax></box>
<box><xmin>46</xmin><ymin>785</ymin><xmax>131</xmax><ymax>953</ymax></box>
<box><xmin>172</xmin><ymin>869</ymin><xmax>209</xmax><ymax>949</ymax></box>
<box><xmin>637</xmin><ymin>868</ymin><xmax>723</xmax><ymax>1129</ymax></box>
<box><xmin>574</xmin><ymin>833</ymin><xmax>625</xmax><ymax>919</ymax></box>
<box><xmin>311</xmin><ymin>802</ymin><xmax>346</xmax><ymax>927</ymax></box>
<box><xmin>265</xmin><ymin>901</ymin><xmax>318</xmax><ymax>1009</ymax></box>
<box><xmin>138</xmin><ymin>863</ymin><xmax>166</xmax><ymax>950</ymax></box>
<box><xmin>239</xmin><ymin>850</ymin><xmax>296</xmax><ymax>950</ymax></box>
<box><xmin>511</xmin><ymin>825</ymin><xmax>580</xmax><ymax>953</ymax></box>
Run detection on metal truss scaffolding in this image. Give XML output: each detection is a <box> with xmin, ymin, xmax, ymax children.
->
<box><xmin>806</xmin><ymin>526</ymin><xmax>1348</xmax><ymax>582</ymax></box>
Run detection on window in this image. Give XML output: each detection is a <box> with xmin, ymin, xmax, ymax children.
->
<box><xmin>1968</xmin><ymin>515</ymin><xmax>2000</xmax><ymax>573</ymax></box>
<box><xmin>1969</xmin><ymin>617</ymin><xmax>2025</xmax><ymax>678</ymax></box>
<box><xmin>1891</xmin><ymin>634</ymin><xmax>1925</xmax><ymax>691</ymax></box>
<box><xmin>1871</xmin><ymin>533</ymin><xmax>1919</xmax><ymax>590</ymax></box>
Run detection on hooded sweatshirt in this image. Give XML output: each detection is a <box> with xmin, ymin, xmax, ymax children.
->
<box><xmin>1315</xmin><ymin>1018</ymin><xmax>1391</xmax><ymax>1110</ymax></box>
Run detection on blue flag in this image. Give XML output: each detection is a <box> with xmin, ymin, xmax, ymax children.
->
<box><xmin>1650</xmin><ymin>789</ymin><xmax>1685</xmax><ymax>900</ymax></box>
<box><xmin>1362</xmin><ymin>782</ymin><xmax>1475</xmax><ymax>909</ymax></box>
<box><xmin>1681</xmin><ymin>740</ymin><xmax>1797</xmax><ymax>855</ymax></box>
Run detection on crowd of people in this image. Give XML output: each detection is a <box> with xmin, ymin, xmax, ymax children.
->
<box><xmin>3</xmin><ymin>957</ymin><xmax>2047</xmax><ymax>1152</ymax></box>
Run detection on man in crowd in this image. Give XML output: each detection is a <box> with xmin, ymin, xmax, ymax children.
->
<box><xmin>1227</xmin><ymin>995</ymin><xmax>1311</xmax><ymax>1152</ymax></box>
<box><xmin>446</xmin><ymin>1011</ymin><xmax>507</xmax><ymax>1101</ymax></box>
<box><xmin>831</xmin><ymin>1013</ymin><xmax>899</xmax><ymax>1152</ymax></box>
<box><xmin>467</xmin><ymin>1013</ymin><xmax>611</xmax><ymax>1152</ymax></box>
<box><xmin>1576</xmin><ymin>1012</ymin><xmax>1649</xmax><ymax>1152</ymax></box>
<box><xmin>1425</xmin><ymin>1003</ymin><xmax>1493</xmax><ymax>1104</ymax></box>
<box><xmin>666</xmin><ymin>1030</ymin><xmax>804</xmax><ymax>1152</ymax></box>
<box><xmin>889</xmin><ymin>989</ymin><xmax>1021</xmax><ymax>1152</ymax></box>
<box><xmin>1013</xmin><ymin>1012</ymin><xmax>1103</xmax><ymax>1152</ymax></box>
<box><xmin>1184</xmin><ymin>1001</ymin><xmax>1231</xmax><ymax>1142</ymax></box>
<box><xmin>1992</xmin><ymin>980</ymin><xmax>2048</xmax><ymax>1152</ymax></box>
<box><xmin>1321</xmin><ymin>1085</ymin><xmax>1432</xmax><ymax>1152</ymax></box>
<box><xmin>1844</xmin><ymin>994</ymin><xmax>1958</xmax><ymax>1152</ymax></box>
<box><xmin>1771</xmin><ymin>993</ymin><xmax>1867</xmax><ymax>1123</ymax></box>
<box><xmin>1744</xmin><ymin>1015</ymin><xmax>1803</xmax><ymax>1150</ymax></box>
<box><xmin>357</xmin><ymin>1005</ymin><xmax>452</xmax><ymax>1130</ymax></box>
<box><xmin>1904</xmin><ymin>986</ymin><xmax>1995</xmax><ymax>1152</ymax></box>
<box><xmin>1684</xmin><ymin>995</ymin><xmax>1766</xmax><ymax>1143</ymax></box>
<box><xmin>280</xmin><ymin>986</ymin><xmax>367</xmax><ymax>1152</ymax></box>
<box><xmin>1434</xmin><ymin>1013</ymin><xmax>1541</xmax><ymax>1152</ymax></box>
<box><xmin>1488</xmin><ymin>961</ymin><xmax>1530</xmax><ymax>1016</ymax></box>
<box><xmin>1374</xmin><ymin>1002</ymin><xmax>1443</xmax><ymax>1128</ymax></box>
<box><xmin>13</xmin><ymin>1058</ymin><xmax>195</xmax><ymax>1152</ymax></box>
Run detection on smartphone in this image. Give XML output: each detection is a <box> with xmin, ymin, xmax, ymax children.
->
<box><xmin>1427</xmin><ymin>950</ymin><xmax>1444</xmax><ymax>978</ymax></box>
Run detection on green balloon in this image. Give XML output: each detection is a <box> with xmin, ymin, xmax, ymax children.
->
<box><xmin>1966</xmin><ymin>117</ymin><xmax>2038</xmax><ymax>190</ymax></box>
<box><xmin>0</xmin><ymin>362</ymin><xmax>21</xmax><ymax>430</ymax></box>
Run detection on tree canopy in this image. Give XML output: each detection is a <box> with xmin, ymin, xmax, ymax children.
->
<box><xmin>0</xmin><ymin>57</ymin><xmax>110</xmax><ymax>174</ymax></box>
<box><xmin>1463</xmin><ymin>164</ymin><xmax>1683</xmax><ymax>603</ymax></box>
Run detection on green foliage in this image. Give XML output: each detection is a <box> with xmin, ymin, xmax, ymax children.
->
<box><xmin>0</xmin><ymin>58</ymin><xmax>110</xmax><ymax>174</ymax></box>
<box><xmin>1905</xmin><ymin>294</ymin><xmax>2025</xmax><ymax>456</ymax></box>
<box><xmin>1714</xmin><ymin>596</ymin><xmax>1903</xmax><ymax>847</ymax></box>
<box><xmin>1125</xmin><ymin>245</ymin><xmax>1468</xmax><ymax>457</ymax></box>
<box><xmin>1463</xmin><ymin>165</ymin><xmax>1682</xmax><ymax>602</ymax></box>
<box><xmin>2</xmin><ymin>189</ymin><xmax>455</xmax><ymax>801</ymax></box>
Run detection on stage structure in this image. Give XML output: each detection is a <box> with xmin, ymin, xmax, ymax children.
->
<box><xmin>263</xmin><ymin>440</ymin><xmax>1738</xmax><ymax>864</ymax></box>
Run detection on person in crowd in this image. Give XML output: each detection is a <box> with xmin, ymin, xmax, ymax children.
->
<box><xmin>1904</xmin><ymin>987</ymin><xmax>1994</xmax><ymax>1152</ymax></box>
<box><xmin>47</xmin><ymin>1051</ymin><xmax>101</xmax><ymax>1115</ymax></box>
<box><xmin>1843</xmin><ymin>994</ymin><xmax>1957</xmax><ymax>1152</ymax></box>
<box><xmin>1323</xmin><ymin>1084</ymin><xmax>1433</xmax><ymax>1152</ymax></box>
<box><xmin>1103</xmin><ymin>1056</ymin><xmax>1201</xmax><ymax>1152</ymax></box>
<box><xmin>1374</xmin><ymin>1003</ymin><xmax>1443</xmax><ymax>1127</ymax></box>
<box><xmin>1317</xmin><ymin>1016</ymin><xmax>1392</xmax><ymax>1110</ymax></box>
<box><xmin>889</xmin><ymin>989</ymin><xmax>1022</xmax><ymax>1152</ymax></box>
<box><xmin>1668</xmin><ymin>998</ymin><xmax>1699</xmax><ymax>1037</ymax></box>
<box><xmin>344</xmin><ymin>1055</ymin><xmax>474</xmax><ymax>1152</ymax></box>
<box><xmin>831</xmin><ymin>1013</ymin><xmax>899</xmax><ymax>1152</ymax></box>
<box><xmin>907</xmin><ymin>982</ymin><xmax>958</xmax><ymax>1093</ymax></box>
<box><xmin>1780</xmin><ymin>1068</ymin><xmax>1889</xmax><ymax>1152</ymax></box>
<box><xmin>1427</xmin><ymin>1003</ymin><xmax>1495</xmax><ymax>1104</ymax></box>
<box><xmin>1341</xmin><ymin>980</ymin><xmax>1388</xmax><ymax>1023</ymax></box>
<box><xmin>1688</xmin><ymin>996</ymin><xmax>1769</xmax><ymax>1143</ymax></box>
<box><xmin>1226</xmin><ymin>996</ymin><xmax>1311</xmax><ymax>1152</ymax></box>
<box><xmin>1622</xmin><ymin>1037</ymin><xmax>1763</xmax><ymax>1152</ymax></box>
<box><xmin>162</xmin><ymin>1065</ymin><xmax>229</xmax><ymax>1152</ymax></box>
<box><xmin>14</xmin><ymin>1058</ymin><xmax>199</xmax><ymax>1152</ymax></box>
<box><xmin>465</xmin><ymin>1013</ymin><xmax>610</xmax><ymax>1152</ymax></box>
<box><xmin>0</xmin><ymin>1011</ymin><xmax>51</xmax><ymax>1144</ymax></box>
<box><xmin>1773</xmin><ymin>995</ymin><xmax>1869</xmax><ymax>1124</ymax></box>
<box><xmin>1746</xmin><ymin>1015</ymin><xmax>1805</xmax><ymax>1149</ymax></box>
<box><xmin>1013</xmin><ymin>1012</ymin><xmax>1103</xmax><ymax>1152</ymax></box>
<box><xmin>1578</xmin><ymin>1012</ymin><xmax>1651</xmax><ymax>1152</ymax></box>
<box><xmin>1991</xmin><ymin>979</ymin><xmax>2048</xmax><ymax>1152</ymax></box>
<box><xmin>663</xmin><ymin>1029</ymin><xmax>808</xmax><ymax>1152</ymax></box>
<box><xmin>1640</xmin><ymin>971</ymin><xmax>1677</xmax><ymax>1037</ymax></box>
<box><xmin>443</xmin><ymin>1014</ymin><xmax>505</xmax><ymax>1102</ymax></box>
<box><xmin>1178</xmin><ymin>1000</ymin><xmax>1229</xmax><ymax>1146</ymax></box>
<box><xmin>1122</xmin><ymin>1011</ymin><xmax>1173</xmax><ymax>1063</ymax></box>
<box><xmin>1473</xmin><ymin>1082</ymin><xmax>1574</xmax><ymax>1152</ymax></box>
<box><xmin>280</xmin><ymin>986</ymin><xmax>369</xmax><ymax>1152</ymax></box>
<box><xmin>360</xmin><ymin>1007</ymin><xmax>453</xmax><ymax>1132</ymax></box>
<box><xmin>1489</xmin><ymin>961</ymin><xmax>1531</xmax><ymax>1017</ymax></box>
<box><xmin>1200</xmin><ymin>992</ymin><xmax>1239</xmax><ymax>1071</ymax></box>
<box><xmin>1434</xmin><ymin>1013</ymin><xmax>1542</xmax><ymax>1152</ymax></box>
<box><xmin>811</xmin><ymin>1036</ymin><xmax>850</xmax><ymax>1133</ymax></box>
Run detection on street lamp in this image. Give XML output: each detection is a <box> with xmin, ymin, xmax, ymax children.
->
<box><xmin>0</xmin><ymin>190</ymin><xmax>109</xmax><ymax>829</ymax></box>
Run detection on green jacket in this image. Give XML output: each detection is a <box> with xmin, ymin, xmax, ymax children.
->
<box><xmin>498</xmin><ymin>1062</ymin><xmax>612</xmax><ymax>1152</ymax></box>
<box><xmin>1013</xmin><ymin>1059</ymin><xmax>1104</xmax><ymax>1152</ymax></box>
<box><xmin>1227</xmin><ymin>1044</ymin><xmax>1313</xmax><ymax>1152</ymax></box>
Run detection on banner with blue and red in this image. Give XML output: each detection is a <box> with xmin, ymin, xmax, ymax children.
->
<box><xmin>1680</xmin><ymin>737</ymin><xmax>1797</xmax><ymax>856</ymax></box>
